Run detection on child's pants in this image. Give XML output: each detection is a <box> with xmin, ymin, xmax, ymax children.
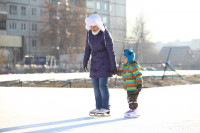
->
<box><xmin>127</xmin><ymin>91</ymin><xmax>139</xmax><ymax>109</ymax></box>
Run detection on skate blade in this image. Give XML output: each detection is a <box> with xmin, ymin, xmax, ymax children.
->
<box><xmin>89</xmin><ymin>113</ymin><xmax>97</xmax><ymax>117</ymax></box>
<box><xmin>90</xmin><ymin>112</ymin><xmax>110</xmax><ymax>117</ymax></box>
<box><xmin>124</xmin><ymin>114</ymin><xmax>139</xmax><ymax>119</ymax></box>
<box><xmin>96</xmin><ymin>112</ymin><xmax>110</xmax><ymax>117</ymax></box>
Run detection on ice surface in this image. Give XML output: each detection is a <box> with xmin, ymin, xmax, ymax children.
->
<box><xmin>0</xmin><ymin>84</ymin><xmax>200</xmax><ymax>133</ymax></box>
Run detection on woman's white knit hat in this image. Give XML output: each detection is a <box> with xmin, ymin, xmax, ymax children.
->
<box><xmin>85</xmin><ymin>14</ymin><xmax>105</xmax><ymax>32</ymax></box>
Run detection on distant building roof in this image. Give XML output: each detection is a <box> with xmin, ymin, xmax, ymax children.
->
<box><xmin>159</xmin><ymin>46</ymin><xmax>193</xmax><ymax>57</ymax></box>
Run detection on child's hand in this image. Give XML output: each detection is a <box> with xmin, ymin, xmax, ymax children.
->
<box><xmin>111</xmin><ymin>68</ymin><xmax>118</xmax><ymax>75</ymax></box>
<box><xmin>137</xmin><ymin>84</ymin><xmax>142</xmax><ymax>92</ymax></box>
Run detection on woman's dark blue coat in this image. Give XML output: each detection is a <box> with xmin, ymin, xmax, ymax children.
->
<box><xmin>83</xmin><ymin>29</ymin><xmax>116</xmax><ymax>78</ymax></box>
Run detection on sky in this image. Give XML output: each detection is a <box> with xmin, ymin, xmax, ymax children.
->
<box><xmin>126</xmin><ymin>0</ymin><xmax>200</xmax><ymax>43</ymax></box>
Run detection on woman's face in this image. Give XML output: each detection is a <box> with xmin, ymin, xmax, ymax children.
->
<box><xmin>90</xmin><ymin>26</ymin><xmax>99</xmax><ymax>32</ymax></box>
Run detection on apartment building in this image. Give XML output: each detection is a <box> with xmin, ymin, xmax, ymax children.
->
<box><xmin>0</xmin><ymin>0</ymin><xmax>48</xmax><ymax>57</ymax></box>
<box><xmin>1</xmin><ymin>0</ymin><xmax>126</xmax><ymax>56</ymax></box>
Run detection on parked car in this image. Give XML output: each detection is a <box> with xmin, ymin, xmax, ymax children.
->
<box><xmin>0</xmin><ymin>68</ymin><xmax>9</xmax><ymax>74</ymax></box>
<box><xmin>141</xmin><ymin>68</ymin><xmax>147</xmax><ymax>71</ymax></box>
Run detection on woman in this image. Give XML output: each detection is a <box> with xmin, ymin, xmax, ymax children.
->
<box><xmin>83</xmin><ymin>14</ymin><xmax>117</xmax><ymax>115</ymax></box>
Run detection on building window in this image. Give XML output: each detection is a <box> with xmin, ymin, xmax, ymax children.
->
<box><xmin>0</xmin><ymin>20</ymin><xmax>6</xmax><ymax>30</ymax></box>
<box><xmin>103</xmin><ymin>3</ymin><xmax>107</xmax><ymax>10</ymax></box>
<box><xmin>40</xmin><ymin>25</ymin><xmax>44</xmax><ymax>31</ymax></box>
<box><xmin>40</xmin><ymin>9</ymin><xmax>43</xmax><ymax>16</ymax></box>
<box><xmin>9</xmin><ymin>5</ymin><xmax>17</xmax><ymax>14</ymax></box>
<box><xmin>109</xmin><ymin>4</ymin><xmax>112</xmax><ymax>12</ymax></box>
<box><xmin>21</xmin><ymin>23</ymin><xmax>26</xmax><ymax>31</ymax></box>
<box><xmin>96</xmin><ymin>2</ymin><xmax>100</xmax><ymax>10</ymax></box>
<box><xmin>9</xmin><ymin>22</ymin><xmax>17</xmax><ymax>30</ymax></box>
<box><xmin>86</xmin><ymin>0</ymin><xmax>93</xmax><ymax>8</ymax></box>
<box><xmin>32</xmin><ymin>40</ymin><xmax>37</xmax><ymax>47</ymax></box>
<box><xmin>70</xmin><ymin>0</ymin><xmax>75</xmax><ymax>6</ymax></box>
<box><xmin>21</xmin><ymin>6</ymin><xmax>26</xmax><ymax>15</ymax></box>
<box><xmin>32</xmin><ymin>8</ymin><xmax>36</xmax><ymax>15</ymax></box>
<box><xmin>102</xmin><ymin>16</ymin><xmax>107</xmax><ymax>24</ymax></box>
<box><xmin>32</xmin><ymin>24</ymin><xmax>37</xmax><ymax>31</ymax></box>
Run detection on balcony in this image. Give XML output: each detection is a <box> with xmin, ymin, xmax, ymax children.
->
<box><xmin>0</xmin><ymin>0</ymin><xmax>6</xmax><ymax>3</ymax></box>
<box><xmin>0</xmin><ymin>0</ymin><xmax>6</xmax><ymax>13</ymax></box>
<box><xmin>0</xmin><ymin>10</ymin><xmax>7</xmax><ymax>15</ymax></box>
<box><xmin>0</xmin><ymin>11</ymin><xmax>7</xmax><ymax>30</ymax></box>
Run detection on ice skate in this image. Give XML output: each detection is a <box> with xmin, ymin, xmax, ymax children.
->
<box><xmin>89</xmin><ymin>109</ymin><xmax>99</xmax><ymax>116</ymax></box>
<box><xmin>124</xmin><ymin>109</ymin><xmax>138</xmax><ymax>118</ymax></box>
<box><xmin>96</xmin><ymin>109</ymin><xmax>110</xmax><ymax>117</ymax></box>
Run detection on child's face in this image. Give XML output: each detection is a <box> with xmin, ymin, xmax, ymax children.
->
<box><xmin>123</xmin><ymin>56</ymin><xmax>128</xmax><ymax>63</ymax></box>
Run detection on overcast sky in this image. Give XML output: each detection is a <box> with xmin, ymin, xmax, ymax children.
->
<box><xmin>126</xmin><ymin>0</ymin><xmax>200</xmax><ymax>42</ymax></box>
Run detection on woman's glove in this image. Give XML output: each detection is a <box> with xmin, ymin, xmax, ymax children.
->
<box><xmin>84</xmin><ymin>66</ymin><xmax>88</xmax><ymax>72</ymax></box>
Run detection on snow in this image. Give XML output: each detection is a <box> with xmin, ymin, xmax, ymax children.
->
<box><xmin>0</xmin><ymin>73</ymin><xmax>90</xmax><ymax>82</ymax></box>
<box><xmin>0</xmin><ymin>84</ymin><xmax>200</xmax><ymax>133</ymax></box>
<box><xmin>1</xmin><ymin>70</ymin><xmax>200</xmax><ymax>82</ymax></box>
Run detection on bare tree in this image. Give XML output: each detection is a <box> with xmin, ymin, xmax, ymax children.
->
<box><xmin>40</xmin><ymin>0</ymin><xmax>60</xmax><ymax>57</ymax></box>
<box><xmin>40</xmin><ymin>0</ymin><xmax>87</xmax><ymax>62</ymax></box>
<box><xmin>129</xmin><ymin>14</ymin><xmax>159</xmax><ymax>63</ymax></box>
<box><xmin>0</xmin><ymin>48</ymin><xmax>7</xmax><ymax>68</ymax></box>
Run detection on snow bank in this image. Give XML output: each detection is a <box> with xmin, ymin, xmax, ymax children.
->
<box><xmin>1</xmin><ymin>70</ymin><xmax>200</xmax><ymax>82</ymax></box>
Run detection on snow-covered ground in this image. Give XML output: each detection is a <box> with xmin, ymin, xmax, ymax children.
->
<box><xmin>0</xmin><ymin>84</ymin><xmax>200</xmax><ymax>133</ymax></box>
<box><xmin>1</xmin><ymin>70</ymin><xmax>200</xmax><ymax>82</ymax></box>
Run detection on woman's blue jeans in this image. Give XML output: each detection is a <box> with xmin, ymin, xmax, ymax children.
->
<box><xmin>92</xmin><ymin>77</ymin><xmax>110</xmax><ymax>110</ymax></box>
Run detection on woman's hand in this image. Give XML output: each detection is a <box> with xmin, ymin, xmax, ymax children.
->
<box><xmin>84</xmin><ymin>66</ymin><xmax>88</xmax><ymax>72</ymax></box>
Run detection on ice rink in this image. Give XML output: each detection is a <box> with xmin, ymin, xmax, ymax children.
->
<box><xmin>0</xmin><ymin>84</ymin><xmax>200</xmax><ymax>133</ymax></box>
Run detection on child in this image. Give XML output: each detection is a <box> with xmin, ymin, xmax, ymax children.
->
<box><xmin>118</xmin><ymin>49</ymin><xmax>143</xmax><ymax>118</ymax></box>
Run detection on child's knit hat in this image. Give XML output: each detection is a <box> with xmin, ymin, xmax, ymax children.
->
<box><xmin>123</xmin><ymin>49</ymin><xmax>135</xmax><ymax>63</ymax></box>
